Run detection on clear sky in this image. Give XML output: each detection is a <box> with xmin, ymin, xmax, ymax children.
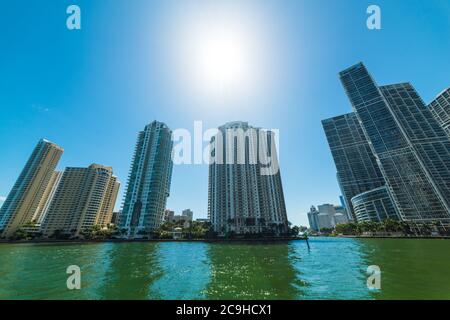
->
<box><xmin>1</xmin><ymin>0</ymin><xmax>449</xmax><ymax>226</ymax></box>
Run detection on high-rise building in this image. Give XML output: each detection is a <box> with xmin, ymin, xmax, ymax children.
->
<box><xmin>0</xmin><ymin>139</ymin><xmax>63</xmax><ymax>238</ymax></box>
<box><xmin>208</xmin><ymin>121</ymin><xmax>289</xmax><ymax>236</ymax></box>
<box><xmin>119</xmin><ymin>121</ymin><xmax>173</xmax><ymax>238</ymax></box>
<box><xmin>182</xmin><ymin>209</ymin><xmax>193</xmax><ymax>221</ymax></box>
<box><xmin>322</xmin><ymin>113</ymin><xmax>386</xmax><ymax>220</ymax></box>
<box><xmin>41</xmin><ymin>164</ymin><xmax>119</xmax><ymax>237</ymax></box>
<box><xmin>339</xmin><ymin>63</ymin><xmax>450</xmax><ymax>226</ymax></box>
<box><xmin>429</xmin><ymin>88</ymin><xmax>450</xmax><ymax>136</ymax></box>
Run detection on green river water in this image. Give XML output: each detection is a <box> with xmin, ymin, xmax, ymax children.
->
<box><xmin>0</xmin><ymin>237</ymin><xmax>449</xmax><ymax>300</ymax></box>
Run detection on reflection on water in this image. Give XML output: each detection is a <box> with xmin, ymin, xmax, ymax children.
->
<box><xmin>292</xmin><ymin>237</ymin><xmax>371</xmax><ymax>300</ymax></box>
<box><xmin>204</xmin><ymin>242</ymin><xmax>304</xmax><ymax>299</ymax></box>
<box><xmin>151</xmin><ymin>242</ymin><xmax>210</xmax><ymax>299</ymax></box>
<box><xmin>0</xmin><ymin>238</ymin><xmax>449</xmax><ymax>299</ymax></box>
<box><xmin>97</xmin><ymin>243</ymin><xmax>163</xmax><ymax>299</ymax></box>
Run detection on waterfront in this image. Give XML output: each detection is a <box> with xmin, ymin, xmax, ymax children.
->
<box><xmin>1</xmin><ymin>237</ymin><xmax>449</xmax><ymax>300</ymax></box>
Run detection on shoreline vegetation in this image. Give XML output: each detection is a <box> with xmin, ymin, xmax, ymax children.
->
<box><xmin>2</xmin><ymin>234</ymin><xmax>450</xmax><ymax>245</ymax></box>
<box><xmin>4</xmin><ymin>219</ymin><xmax>450</xmax><ymax>244</ymax></box>
<box><xmin>0</xmin><ymin>220</ymin><xmax>307</xmax><ymax>243</ymax></box>
<box><xmin>311</xmin><ymin>219</ymin><xmax>450</xmax><ymax>238</ymax></box>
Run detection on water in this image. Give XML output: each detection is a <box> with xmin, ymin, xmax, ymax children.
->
<box><xmin>1</xmin><ymin>237</ymin><xmax>449</xmax><ymax>300</ymax></box>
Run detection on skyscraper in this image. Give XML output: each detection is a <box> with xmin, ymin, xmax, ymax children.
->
<box><xmin>322</xmin><ymin>113</ymin><xmax>387</xmax><ymax>220</ymax></box>
<box><xmin>41</xmin><ymin>164</ymin><xmax>119</xmax><ymax>237</ymax></box>
<box><xmin>429</xmin><ymin>88</ymin><xmax>450</xmax><ymax>136</ymax></box>
<box><xmin>208</xmin><ymin>121</ymin><xmax>288</xmax><ymax>236</ymax></box>
<box><xmin>119</xmin><ymin>121</ymin><xmax>173</xmax><ymax>238</ymax></box>
<box><xmin>339</xmin><ymin>63</ymin><xmax>450</xmax><ymax>226</ymax></box>
<box><xmin>0</xmin><ymin>139</ymin><xmax>63</xmax><ymax>238</ymax></box>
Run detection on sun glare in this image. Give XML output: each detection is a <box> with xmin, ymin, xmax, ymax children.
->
<box><xmin>196</xmin><ymin>27</ymin><xmax>248</xmax><ymax>92</ymax></box>
<box><xmin>164</xmin><ymin>3</ymin><xmax>271</xmax><ymax>104</ymax></box>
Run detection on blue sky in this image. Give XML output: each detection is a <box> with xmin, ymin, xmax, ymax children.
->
<box><xmin>0</xmin><ymin>0</ymin><xmax>449</xmax><ymax>226</ymax></box>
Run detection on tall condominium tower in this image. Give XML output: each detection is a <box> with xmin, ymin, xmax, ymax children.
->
<box><xmin>429</xmin><ymin>88</ymin><xmax>450</xmax><ymax>136</ymax></box>
<box><xmin>208</xmin><ymin>121</ymin><xmax>289</xmax><ymax>236</ymax></box>
<box><xmin>0</xmin><ymin>139</ymin><xmax>63</xmax><ymax>238</ymax></box>
<box><xmin>41</xmin><ymin>164</ymin><xmax>120</xmax><ymax>237</ymax></box>
<box><xmin>34</xmin><ymin>171</ymin><xmax>63</xmax><ymax>225</ymax></box>
<box><xmin>119</xmin><ymin>121</ymin><xmax>173</xmax><ymax>238</ymax></box>
<box><xmin>339</xmin><ymin>63</ymin><xmax>450</xmax><ymax>226</ymax></box>
<box><xmin>322</xmin><ymin>112</ymin><xmax>392</xmax><ymax>221</ymax></box>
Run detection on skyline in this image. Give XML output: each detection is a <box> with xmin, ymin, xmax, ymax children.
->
<box><xmin>1</xmin><ymin>1</ymin><xmax>450</xmax><ymax>227</ymax></box>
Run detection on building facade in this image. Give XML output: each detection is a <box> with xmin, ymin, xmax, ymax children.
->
<box><xmin>307</xmin><ymin>206</ymin><xmax>319</xmax><ymax>231</ymax></box>
<box><xmin>322</xmin><ymin>113</ymin><xmax>386</xmax><ymax>220</ymax></box>
<box><xmin>119</xmin><ymin>121</ymin><xmax>173</xmax><ymax>238</ymax></box>
<box><xmin>164</xmin><ymin>209</ymin><xmax>175</xmax><ymax>222</ymax></box>
<box><xmin>429</xmin><ymin>88</ymin><xmax>450</xmax><ymax>136</ymax></box>
<box><xmin>34</xmin><ymin>171</ymin><xmax>63</xmax><ymax>225</ymax></box>
<box><xmin>351</xmin><ymin>186</ymin><xmax>400</xmax><ymax>222</ymax></box>
<box><xmin>182</xmin><ymin>209</ymin><xmax>193</xmax><ymax>221</ymax></box>
<box><xmin>41</xmin><ymin>164</ymin><xmax>119</xmax><ymax>237</ymax></box>
<box><xmin>0</xmin><ymin>139</ymin><xmax>63</xmax><ymax>238</ymax></box>
<box><xmin>339</xmin><ymin>63</ymin><xmax>450</xmax><ymax>226</ymax></box>
<box><xmin>208</xmin><ymin>121</ymin><xmax>289</xmax><ymax>236</ymax></box>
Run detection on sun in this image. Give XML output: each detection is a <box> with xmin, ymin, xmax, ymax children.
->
<box><xmin>193</xmin><ymin>25</ymin><xmax>249</xmax><ymax>93</ymax></box>
<box><xmin>163</xmin><ymin>3</ymin><xmax>268</xmax><ymax>103</ymax></box>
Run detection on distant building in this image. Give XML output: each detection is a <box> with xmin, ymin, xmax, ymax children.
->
<box><xmin>196</xmin><ymin>218</ymin><xmax>210</xmax><ymax>223</ymax></box>
<box><xmin>164</xmin><ymin>209</ymin><xmax>175</xmax><ymax>222</ymax></box>
<box><xmin>307</xmin><ymin>203</ymin><xmax>349</xmax><ymax>232</ymax></box>
<box><xmin>307</xmin><ymin>206</ymin><xmax>319</xmax><ymax>231</ymax></box>
<box><xmin>41</xmin><ymin>164</ymin><xmax>119</xmax><ymax>238</ymax></box>
<box><xmin>0</xmin><ymin>139</ymin><xmax>63</xmax><ymax>238</ymax></box>
<box><xmin>111</xmin><ymin>211</ymin><xmax>121</xmax><ymax>225</ymax></box>
<box><xmin>182</xmin><ymin>209</ymin><xmax>193</xmax><ymax>221</ymax></box>
<box><xmin>429</xmin><ymin>88</ymin><xmax>450</xmax><ymax>136</ymax></box>
<box><xmin>333</xmin><ymin>212</ymin><xmax>348</xmax><ymax>225</ymax></box>
<box><xmin>119</xmin><ymin>121</ymin><xmax>173</xmax><ymax>238</ymax></box>
<box><xmin>334</xmin><ymin>205</ymin><xmax>349</xmax><ymax>225</ymax></box>
<box><xmin>165</xmin><ymin>209</ymin><xmax>193</xmax><ymax>223</ymax></box>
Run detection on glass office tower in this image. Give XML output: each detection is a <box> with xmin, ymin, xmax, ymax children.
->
<box><xmin>429</xmin><ymin>88</ymin><xmax>450</xmax><ymax>136</ymax></box>
<box><xmin>322</xmin><ymin>112</ymin><xmax>388</xmax><ymax>221</ymax></box>
<box><xmin>339</xmin><ymin>63</ymin><xmax>450</xmax><ymax>226</ymax></box>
